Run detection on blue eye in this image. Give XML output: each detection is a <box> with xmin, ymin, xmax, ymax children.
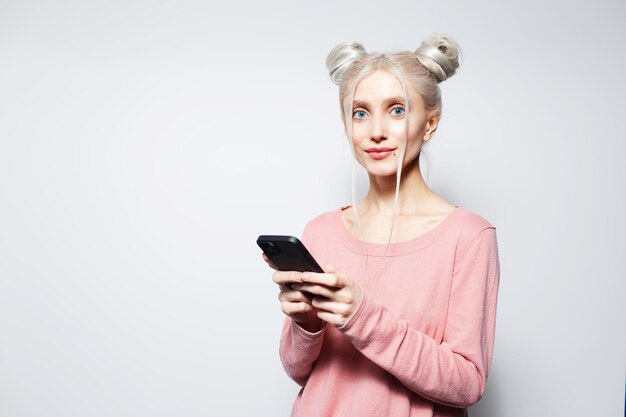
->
<box><xmin>353</xmin><ymin>110</ymin><xmax>367</xmax><ymax>119</ymax></box>
<box><xmin>392</xmin><ymin>106</ymin><xmax>405</xmax><ymax>116</ymax></box>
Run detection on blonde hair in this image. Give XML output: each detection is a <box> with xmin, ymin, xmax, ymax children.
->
<box><xmin>327</xmin><ymin>33</ymin><xmax>460</xmax><ymax>124</ymax></box>
<box><xmin>325</xmin><ymin>33</ymin><xmax>461</xmax><ymax>252</ymax></box>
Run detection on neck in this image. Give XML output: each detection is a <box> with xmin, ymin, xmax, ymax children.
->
<box><xmin>360</xmin><ymin>156</ymin><xmax>434</xmax><ymax>218</ymax></box>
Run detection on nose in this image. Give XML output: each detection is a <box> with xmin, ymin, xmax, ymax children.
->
<box><xmin>370</xmin><ymin>114</ymin><xmax>387</xmax><ymax>143</ymax></box>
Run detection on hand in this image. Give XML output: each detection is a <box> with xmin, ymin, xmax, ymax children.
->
<box><xmin>291</xmin><ymin>265</ymin><xmax>363</xmax><ymax>327</ymax></box>
<box><xmin>262</xmin><ymin>253</ymin><xmax>324</xmax><ymax>332</ymax></box>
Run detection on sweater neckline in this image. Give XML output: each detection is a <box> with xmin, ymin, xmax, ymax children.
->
<box><xmin>332</xmin><ymin>204</ymin><xmax>465</xmax><ymax>256</ymax></box>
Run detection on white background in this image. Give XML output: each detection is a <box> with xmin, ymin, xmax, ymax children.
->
<box><xmin>1</xmin><ymin>1</ymin><xmax>624</xmax><ymax>416</ymax></box>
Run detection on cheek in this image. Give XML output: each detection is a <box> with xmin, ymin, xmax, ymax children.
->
<box><xmin>388</xmin><ymin>121</ymin><xmax>407</xmax><ymax>137</ymax></box>
<box><xmin>408</xmin><ymin>118</ymin><xmax>428</xmax><ymax>142</ymax></box>
<box><xmin>391</xmin><ymin>122</ymin><xmax>422</xmax><ymax>147</ymax></box>
<box><xmin>403</xmin><ymin>128</ymin><xmax>425</xmax><ymax>154</ymax></box>
<box><xmin>350</xmin><ymin>124</ymin><xmax>369</xmax><ymax>142</ymax></box>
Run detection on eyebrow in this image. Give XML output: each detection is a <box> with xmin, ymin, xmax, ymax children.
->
<box><xmin>352</xmin><ymin>96</ymin><xmax>407</xmax><ymax>108</ymax></box>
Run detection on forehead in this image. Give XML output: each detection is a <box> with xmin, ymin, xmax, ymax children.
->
<box><xmin>352</xmin><ymin>70</ymin><xmax>412</xmax><ymax>103</ymax></box>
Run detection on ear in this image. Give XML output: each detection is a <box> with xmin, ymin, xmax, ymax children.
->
<box><xmin>423</xmin><ymin>113</ymin><xmax>440</xmax><ymax>142</ymax></box>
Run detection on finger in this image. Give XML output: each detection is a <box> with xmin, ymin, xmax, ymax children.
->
<box><xmin>316</xmin><ymin>310</ymin><xmax>341</xmax><ymax>327</ymax></box>
<box><xmin>292</xmin><ymin>283</ymin><xmax>335</xmax><ymax>299</ymax></box>
<box><xmin>272</xmin><ymin>270</ymin><xmax>303</xmax><ymax>285</ymax></box>
<box><xmin>279</xmin><ymin>283</ymin><xmax>297</xmax><ymax>292</ymax></box>
<box><xmin>279</xmin><ymin>289</ymin><xmax>312</xmax><ymax>304</ymax></box>
<box><xmin>311</xmin><ymin>297</ymin><xmax>351</xmax><ymax>316</ymax></box>
<box><xmin>301</xmin><ymin>270</ymin><xmax>345</xmax><ymax>288</ymax></box>
<box><xmin>278</xmin><ymin>284</ymin><xmax>314</xmax><ymax>303</ymax></box>
<box><xmin>283</xmin><ymin>302</ymin><xmax>314</xmax><ymax>316</ymax></box>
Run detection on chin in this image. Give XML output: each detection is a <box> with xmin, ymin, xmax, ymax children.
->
<box><xmin>362</xmin><ymin>164</ymin><xmax>400</xmax><ymax>178</ymax></box>
<box><xmin>369</xmin><ymin>170</ymin><xmax>400</xmax><ymax>179</ymax></box>
<box><xmin>360</xmin><ymin>157</ymin><xmax>418</xmax><ymax>178</ymax></box>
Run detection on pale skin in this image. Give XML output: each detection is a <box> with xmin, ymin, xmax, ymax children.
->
<box><xmin>264</xmin><ymin>70</ymin><xmax>457</xmax><ymax>332</ymax></box>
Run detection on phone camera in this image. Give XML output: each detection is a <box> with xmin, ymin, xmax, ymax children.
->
<box><xmin>262</xmin><ymin>242</ymin><xmax>281</xmax><ymax>256</ymax></box>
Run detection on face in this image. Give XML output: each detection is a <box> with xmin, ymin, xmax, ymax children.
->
<box><xmin>345</xmin><ymin>70</ymin><xmax>437</xmax><ymax>177</ymax></box>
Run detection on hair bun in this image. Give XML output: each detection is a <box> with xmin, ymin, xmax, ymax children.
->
<box><xmin>326</xmin><ymin>42</ymin><xmax>367</xmax><ymax>85</ymax></box>
<box><xmin>414</xmin><ymin>33</ymin><xmax>460</xmax><ymax>83</ymax></box>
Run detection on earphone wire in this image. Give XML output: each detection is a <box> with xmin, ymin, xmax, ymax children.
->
<box><xmin>346</xmin><ymin>83</ymin><xmax>369</xmax><ymax>279</ymax></box>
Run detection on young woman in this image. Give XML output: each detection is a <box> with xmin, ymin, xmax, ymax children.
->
<box><xmin>264</xmin><ymin>33</ymin><xmax>500</xmax><ymax>417</ymax></box>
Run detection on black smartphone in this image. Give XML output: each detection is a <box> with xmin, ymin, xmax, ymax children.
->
<box><xmin>257</xmin><ymin>235</ymin><xmax>324</xmax><ymax>273</ymax></box>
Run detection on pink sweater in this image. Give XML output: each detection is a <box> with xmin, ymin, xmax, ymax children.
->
<box><xmin>279</xmin><ymin>205</ymin><xmax>500</xmax><ymax>417</ymax></box>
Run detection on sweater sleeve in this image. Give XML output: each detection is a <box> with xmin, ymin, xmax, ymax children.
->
<box><xmin>279</xmin><ymin>317</ymin><xmax>326</xmax><ymax>386</ymax></box>
<box><xmin>278</xmin><ymin>221</ymin><xmax>328</xmax><ymax>386</ymax></box>
<box><xmin>336</xmin><ymin>227</ymin><xmax>500</xmax><ymax>407</ymax></box>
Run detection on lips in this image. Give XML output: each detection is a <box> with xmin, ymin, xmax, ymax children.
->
<box><xmin>365</xmin><ymin>147</ymin><xmax>396</xmax><ymax>160</ymax></box>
